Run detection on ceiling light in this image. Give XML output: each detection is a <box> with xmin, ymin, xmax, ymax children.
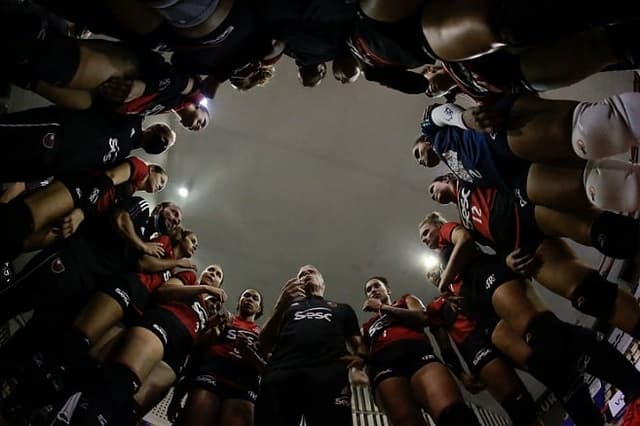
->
<box><xmin>422</xmin><ymin>253</ymin><xmax>439</xmax><ymax>270</ymax></box>
<box><xmin>178</xmin><ymin>187</ymin><xmax>189</xmax><ymax>198</ymax></box>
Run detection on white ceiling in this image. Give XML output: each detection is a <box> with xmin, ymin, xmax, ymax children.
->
<box><xmin>10</xmin><ymin>60</ymin><xmax>636</xmax><ymax>408</ymax></box>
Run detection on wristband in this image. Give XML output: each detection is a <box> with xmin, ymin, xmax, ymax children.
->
<box><xmin>420</xmin><ymin>103</ymin><xmax>441</xmax><ymax>139</ymax></box>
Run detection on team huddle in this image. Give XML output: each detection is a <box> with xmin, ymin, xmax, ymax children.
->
<box><xmin>0</xmin><ymin>0</ymin><xmax>639</xmax><ymax>425</ymax></box>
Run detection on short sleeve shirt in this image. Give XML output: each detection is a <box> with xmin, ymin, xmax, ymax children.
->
<box><xmin>266</xmin><ymin>295</ymin><xmax>361</xmax><ymax>371</ymax></box>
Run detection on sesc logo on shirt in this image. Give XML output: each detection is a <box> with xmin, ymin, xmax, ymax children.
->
<box><xmin>472</xmin><ymin>347</ymin><xmax>493</xmax><ymax>367</ymax></box>
<box><xmin>102</xmin><ymin>138</ymin><xmax>121</xmax><ymax>163</ymax></box>
<box><xmin>484</xmin><ymin>273</ymin><xmax>496</xmax><ymax>290</ymax></box>
<box><xmin>293</xmin><ymin>307</ymin><xmax>333</xmax><ymax>322</ymax></box>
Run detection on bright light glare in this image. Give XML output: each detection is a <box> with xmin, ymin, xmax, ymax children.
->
<box><xmin>178</xmin><ymin>187</ymin><xmax>189</xmax><ymax>198</ymax></box>
<box><xmin>422</xmin><ymin>253</ymin><xmax>439</xmax><ymax>270</ymax></box>
<box><xmin>199</xmin><ymin>98</ymin><xmax>209</xmax><ymax>108</ymax></box>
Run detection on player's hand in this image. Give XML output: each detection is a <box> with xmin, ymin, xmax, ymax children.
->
<box><xmin>204</xmin><ymin>286</ymin><xmax>227</xmax><ymax>303</ymax></box>
<box><xmin>234</xmin><ymin>334</ymin><xmax>256</xmax><ymax>355</ymax></box>
<box><xmin>506</xmin><ymin>248</ymin><xmax>538</xmax><ymax>276</ymax></box>
<box><xmin>206</xmin><ymin>308</ymin><xmax>232</xmax><ymax>329</ymax></box>
<box><xmin>350</xmin><ymin>367</ymin><xmax>370</xmax><ymax>387</ymax></box>
<box><xmin>362</xmin><ymin>298</ymin><xmax>383</xmax><ymax>313</ymax></box>
<box><xmin>277</xmin><ymin>278</ymin><xmax>306</xmax><ymax>307</ymax></box>
<box><xmin>141</xmin><ymin>241</ymin><xmax>165</xmax><ymax>257</ymax></box>
<box><xmin>339</xmin><ymin>354</ymin><xmax>366</xmax><ymax>370</ymax></box>
<box><xmin>462</xmin><ymin>105</ymin><xmax>506</xmax><ymax>134</ymax></box>
<box><xmin>177</xmin><ymin>258</ymin><xmax>198</xmax><ymax>270</ymax></box>
<box><xmin>460</xmin><ymin>372</ymin><xmax>486</xmax><ymax>394</ymax></box>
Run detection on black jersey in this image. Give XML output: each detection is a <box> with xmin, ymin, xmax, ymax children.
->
<box><xmin>267</xmin><ymin>295</ymin><xmax>360</xmax><ymax>370</ymax></box>
<box><xmin>57</xmin><ymin>108</ymin><xmax>143</xmax><ymax>172</ymax></box>
<box><xmin>80</xmin><ymin>196</ymin><xmax>152</xmax><ymax>268</ymax></box>
<box><xmin>0</xmin><ymin>106</ymin><xmax>143</xmax><ymax>181</ymax></box>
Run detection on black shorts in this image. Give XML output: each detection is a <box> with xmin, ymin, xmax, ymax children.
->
<box><xmin>2</xmin><ymin>2</ymin><xmax>80</xmax><ymax>87</ymax></box>
<box><xmin>367</xmin><ymin>340</ymin><xmax>439</xmax><ymax>390</ymax></box>
<box><xmin>194</xmin><ymin>356</ymin><xmax>260</xmax><ymax>402</ymax></box>
<box><xmin>510</xmin><ymin>164</ymin><xmax>547</xmax><ymax>254</ymax></box>
<box><xmin>101</xmin><ymin>273</ymin><xmax>150</xmax><ymax>321</ymax></box>
<box><xmin>457</xmin><ymin>328</ymin><xmax>500</xmax><ymax>375</ymax></box>
<box><xmin>509</xmin><ymin>161</ymin><xmax>531</xmax><ymax>205</ymax></box>
<box><xmin>0</xmin><ymin>111</ymin><xmax>62</xmax><ymax>182</ymax></box>
<box><xmin>136</xmin><ymin>307</ymin><xmax>193</xmax><ymax>374</ymax></box>
<box><xmin>461</xmin><ymin>255</ymin><xmax>521</xmax><ymax>318</ymax></box>
<box><xmin>256</xmin><ymin>362</ymin><xmax>352</xmax><ymax>426</ymax></box>
<box><xmin>488</xmin><ymin>181</ymin><xmax>545</xmax><ymax>257</ymax></box>
<box><xmin>0</xmin><ymin>237</ymin><xmax>101</xmax><ymax>324</ymax></box>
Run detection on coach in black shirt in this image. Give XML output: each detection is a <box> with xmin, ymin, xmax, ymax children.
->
<box><xmin>257</xmin><ymin>265</ymin><xmax>365</xmax><ymax>426</ymax></box>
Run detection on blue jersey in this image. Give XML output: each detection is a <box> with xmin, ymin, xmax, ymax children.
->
<box><xmin>433</xmin><ymin>127</ymin><xmax>510</xmax><ymax>191</ymax></box>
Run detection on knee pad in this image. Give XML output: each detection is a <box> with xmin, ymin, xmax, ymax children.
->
<box><xmin>102</xmin><ymin>363</ymin><xmax>141</xmax><ymax>398</ymax></box>
<box><xmin>584</xmin><ymin>159</ymin><xmax>640</xmax><ymax>213</ymax></box>
<box><xmin>0</xmin><ymin>200</ymin><xmax>34</xmax><ymax>262</ymax></box>
<box><xmin>572</xmin><ymin>92</ymin><xmax>640</xmax><ymax>159</ymax></box>
<box><xmin>590</xmin><ymin>210</ymin><xmax>639</xmax><ymax>258</ymax></box>
<box><xmin>527</xmin><ymin>349</ymin><xmax>582</xmax><ymax>398</ymax></box>
<box><xmin>436</xmin><ymin>400</ymin><xmax>479</xmax><ymax>426</ymax></box>
<box><xmin>570</xmin><ymin>271</ymin><xmax>618</xmax><ymax>320</ymax></box>
<box><xmin>71</xmin><ymin>392</ymin><xmax>117</xmax><ymax>426</ymax></box>
<box><xmin>525</xmin><ymin>312</ymin><xmax>586</xmax><ymax>369</ymax></box>
<box><xmin>501</xmin><ymin>389</ymin><xmax>538</xmax><ymax>426</ymax></box>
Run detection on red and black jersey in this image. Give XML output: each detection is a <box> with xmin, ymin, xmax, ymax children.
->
<box><xmin>455</xmin><ymin>180</ymin><xmax>521</xmax><ymax>251</ymax></box>
<box><xmin>209</xmin><ymin>316</ymin><xmax>262</xmax><ymax>363</ymax></box>
<box><xmin>437</xmin><ymin>222</ymin><xmax>461</xmax><ymax>251</ymax></box>
<box><xmin>436</xmin><ymin>221</ymin><xmax>465</xmax><ymax>269</ymax></box>
<box><xmin>95</xmin><ymin>157</ymin><xmax>148</xmax><ymax>215</ymax></box>
<box><xmin>160</xmin><ymin>270</ymin><xmax>220</xmax><ymax>338</ymax></box>
<box><xmin>427</xmin><ymin>293</ymin><xmax>476</xmax><ymax>345</ymax></box>
<box><xmin>361</xmin><ymin>294</ymin><xmax>430</xmax><ymax>354</ymax></box>
<box><xmin>136</xmin><ymin>235</ymin><xmax>175</xmax><ymax>293</ymax></box>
